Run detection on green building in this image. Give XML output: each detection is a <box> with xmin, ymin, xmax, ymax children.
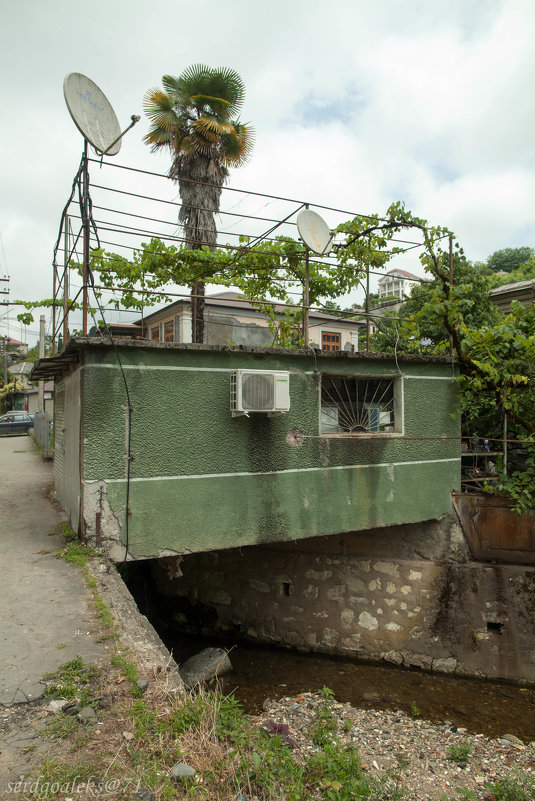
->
<box><xmin>32</xmin><ymin>338</ymin><xmax>460</xmax><ymax>562</ymax></box>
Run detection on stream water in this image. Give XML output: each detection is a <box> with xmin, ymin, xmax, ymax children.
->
<box><xmin>165</xmin><ymin>632</ymin><xmax>535</xmax><ymax>742</ymax></box>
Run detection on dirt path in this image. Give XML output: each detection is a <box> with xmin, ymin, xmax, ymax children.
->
<box><xmin>0</xmin><ymin>436</ymin><xmax>105</xmax><ymax>790</ymax></box>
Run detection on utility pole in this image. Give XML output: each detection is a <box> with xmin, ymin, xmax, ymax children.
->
<box><xmin>38</xmin><ymin>315</ymin><xmax>45</xmax><ymax>412</ymax></box>
<box><xmin>2</xmin><ymin>336</ymin><xmax>7</xmax><ymax>385</ymax></box>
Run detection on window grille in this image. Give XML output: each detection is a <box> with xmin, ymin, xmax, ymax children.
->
<box><xmin>320</xmin><ymin>374</ymin><xmax>399</xmax><ymax>434</ymax></box>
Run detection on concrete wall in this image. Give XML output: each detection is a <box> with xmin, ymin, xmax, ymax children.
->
<box><xmin>56</xmin><ymin>341</ymin><xmax>460</xmax><ymax>560</ymax></box>
<box><xmin>149</xmin><ymin>518</ymin><xmax>535</xmax><ymax>684</ymax></box>
<box><xmin>54</xmin><ymin>369</ymin><xmax>81</xmax><ymax>532</ymax></box>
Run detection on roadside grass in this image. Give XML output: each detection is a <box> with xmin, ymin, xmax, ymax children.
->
<box><xmin>42</xmin><ymin>656</ymin><xmax>101</xmax><ymax>706</ymax></box>
<box><xmin>23</xmin><ymin>666</ymin><xmax>535</xmax><ymax>801</ymax></box>
<box><xmin>25</xmin><ymin>680</ymin><xmax>412</xmax><ymax>801</ymax></box>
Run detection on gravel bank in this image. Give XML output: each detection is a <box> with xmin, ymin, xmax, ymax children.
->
<box><xmin>251</xmin><ymin>692</ymin><xmax>535</xmax><ymax>800</ymax></box>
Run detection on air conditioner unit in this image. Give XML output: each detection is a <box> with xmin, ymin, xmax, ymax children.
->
<box><xmin>230</xmin><ymin>370</ymin><xmax>290</xmax><ymax>417</ymax></box>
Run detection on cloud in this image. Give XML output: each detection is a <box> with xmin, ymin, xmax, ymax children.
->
<box><xmin>1</xmin><ymin>0</ymin><xmax>534</xmax><ymax>343</ymax></box>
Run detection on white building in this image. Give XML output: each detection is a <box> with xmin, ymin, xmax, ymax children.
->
<box><xmin>377</xmin><ymin>269</ymin><xmax>420</xmax><ymax>301</ymax></box>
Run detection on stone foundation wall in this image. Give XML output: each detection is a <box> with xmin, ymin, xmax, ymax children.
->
<box><xmin>149</xmin><ymin>516</ymin><xmax>535</xmax><ymax>684</ymax></box>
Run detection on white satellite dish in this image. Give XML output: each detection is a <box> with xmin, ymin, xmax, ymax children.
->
<box><xmin>63</xmin><ymin>72</ymin><xmax>122</xmax><ymax>155</ymax></box>
<box><xmin>297</xmin><ymin>209</ymin><xmax>334</xmax><ymax>255</ymax></box>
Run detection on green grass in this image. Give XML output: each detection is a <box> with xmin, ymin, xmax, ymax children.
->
<box><xmin>60</xmin><ymin>521</ymin><xmax>76</xmax><ymax>541</ymax></box>
<box><xmin>111</xmin><ymin>652</ymin><xmax>141</xmax><ymax>695</ymax></box>
<box><xmin>56</xmin><ymin>543</ymin><xmax>98</xmax><ymax>567</ymax></box>
<box><xmin>42</xmin><ymin>656</ymin><xmax>100</xmax><ymax>706</ymax></box>
<box><xmin>44</xmin><ymin>712</ymin><xmax>81</xmax><ymax>741</ymax></box>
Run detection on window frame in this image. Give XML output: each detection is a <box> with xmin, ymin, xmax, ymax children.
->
<box><xmin>321</xmin><ymin>330</ymin><xmax>342</xmax><ymax>351</ymax></box>
<box><xmin>164</xmin><ymin>320</ymin><xmax>174</xmax><ymax>342</ymax></box>
<box><xmin>319</xmin><ymin>373</ymin><xmax>404</xmax><ymax>437</ymax></box>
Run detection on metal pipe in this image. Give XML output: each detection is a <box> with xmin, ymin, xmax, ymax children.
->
<box><xmin>63</xmin><ymin>215</ymin><xmax>69</xmax><ymax>349</ymax></box>
<box><xmin>82</xmin><ymin>141</ymin><xmax>90</xmax><ymax>336</ymax></box>
<box><xmin>38</xmin><ymin>315</ymin><xmax>45</xmax><ymax>412</ymax></box>
<box><xmin>365</xmin><ymin>264</ymin><xmax>370</xmax><ymax>351</ymax></box>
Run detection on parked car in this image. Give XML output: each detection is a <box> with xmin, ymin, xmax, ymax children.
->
<box><xmin>0</xmin><ymin>411</ymin><xmax>34</xmax><ymax>435</ymax></box>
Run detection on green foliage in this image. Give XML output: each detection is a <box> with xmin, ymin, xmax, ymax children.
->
<box><xmin>60</xmin><ymin>521</ymin><xmax>76</xmax><ymax>540</ymax></box>
<box><xmin>144</xmin><ymin>64</ymin><xmax>254</xmax><ymax>169</ymax></box>
<box><xmin>43</xmin><ymin>656</ymin><xmax>100</xmax><ymax>704</ymax></box>
<box><xmin>447</xmin><ymin>740</ymin><xmax>473</xmax><ymax>764</ymax></box>
<box><xmin>486</xmin><ymin>247</ymin><xmax>534</xmax><ymax>274</ymax></box>
<box><xmin>410</xmin><ymin>701</ymin><xmax>421</xmax><ymax>718</ymax></box>
<box><xmin>44</xmin><ymin>711</ymin><xmax>81</xmax><ymax>740</ymax></box>
<box><xmin>307</xmin><ymin>740</ymin><xmax>365</xmax><ymax>800</ymax></box>
<box><xmin>486</xmin><ymin>772</ymin><xmax>535</xmax><ymax>800</ymax></box>
<box><xmin>490</xmin><ymin>255</ymin><xmax>535</xmax><ymax>288</ymax></box>
<box><xmin>0</xmin><ymin>381</ymin><xmax>16</xmax><ymax>411</ymax></box>
<box><xmin>309</xmin><ymin>690</ymin><xmax>338</xmax><ymax>746</ymax></box>
<box><xmin>56</xmin><ymin>542</ymin><xmax>98</xmax><ymax>567</ymax></box>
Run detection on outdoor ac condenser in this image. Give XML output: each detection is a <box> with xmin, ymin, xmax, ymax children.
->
<box><xmin>230</xmin><ymin>370</ymin><xmax>290</xmax><ymax>417</ymax></box>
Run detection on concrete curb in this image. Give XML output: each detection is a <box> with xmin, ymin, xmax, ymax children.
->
<box><xmin>86</xmin><ymin>558</ymin><xmax>183</xmax><ymax>691</ymax></box>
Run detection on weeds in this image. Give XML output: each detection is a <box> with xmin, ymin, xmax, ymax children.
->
<box><xmin>447</xmin><ymin>740</ymin><xmax>473</xmax><ymax>765</ymax></box>
<box><xmin>308</xmin><ymin>687</ymin><xmax>338</xmax><ymax>746</ymax></box>
<box><xmin>486</xmin><ymin>772</ymin><xmax>535</xmax><ymax>801</ymax></box>
<box><xmin>111</xmin><ymin>652</ymin><xmax>142</xmax><ymax>695</ymax></box>
<box><xmin>42</xmin><ymin>656</ymin><xmax>100</xmax><ymax>706</ymax></box>
<box><xmin>410</xmin><ymin>701</ymin><xmax>421</xmax><ymax>718</ymax></box>
<box><xmin>60</xmin><ymin>521</ymin><xmax>76</xmax><ymax>541</ymax></box>
<box><xmin>57</xmin><ymin>542</ymin><xmax>98</xmax><ymax>567</ymax></box>
<box><xmin>44</xmin><ymin>712</ymin><xmax>81</xmax><ymax>741</ymax></box>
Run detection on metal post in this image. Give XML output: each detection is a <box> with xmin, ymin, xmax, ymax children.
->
<box><xmin>503</xmin><ymin>411</ymin><xmax>508</xmax><ymax>477</ymax></box>
<box><xmin>38</xmin><ymin>315</ymin><xmax>45</xmax><ymax>412</ymax></box>
<box><xmin>2</xmin><ymin>337</ymin><xmax>7</xmax><ymax>385</ymax></box>
<box><xmin>365</xmin><ymin>264</ymin><xmax>370</xmax><ymax>351</ymax></box>
<box><xmin>82</xmin><ymin>142</ymin><xmax>90</xmax><ymax>336</ymax></box>
<box><xmin>63</xmin><ymin>215</ymin><xmax>69</xmax><ymax>349</ymax></box>
<box><xmin>52</xmin><ymin>266</ymin><xmax>57</xmax><ymax>356</ymax></box>
<box><xmin>449</xmin><ymin>236</ymin><xmax>454</xmax><ymax>358</ymax></box>
<box><xmin>303</xmin><ymin>247</ymin><xmax>310</xmax><ymax>346</ymax></box>
<box><xmin>192</xmin><ymin>284</ymin><xmax>197</xmax><ymax>344</ymax></box>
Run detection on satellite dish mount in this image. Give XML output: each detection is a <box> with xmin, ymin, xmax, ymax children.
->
<box><xmin>62</xmin><ymin>73</ymin><xmax>140</xmax><ymax>334</ymax></box>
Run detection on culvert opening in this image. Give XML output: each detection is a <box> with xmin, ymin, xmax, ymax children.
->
<box><xmin>486</xmin><ymin>621</ymin><xmax>504</xmax><ymax>635</ymax></box>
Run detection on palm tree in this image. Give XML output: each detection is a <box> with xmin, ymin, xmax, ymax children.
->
<box><xmin>144</xmin><ymin>64</ymin><xmax>254</xmax><ymax>342</ymax></box>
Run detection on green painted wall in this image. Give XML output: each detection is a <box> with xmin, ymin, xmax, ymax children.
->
<box><xmin>74</xmin><ymin>342</ymin><xmax>460</xmax><ymax>558</ymax></box>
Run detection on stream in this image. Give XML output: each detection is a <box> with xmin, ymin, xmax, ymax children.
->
<box><xmin>165</xmin><ymin>632</ymin><xmax>535</xmax><ymax>742</ymax></box>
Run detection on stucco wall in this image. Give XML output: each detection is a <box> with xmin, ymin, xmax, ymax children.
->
<box><xmin>70</xmin><ymin>342</ymin><xmax>460</xmax><ymax>560</ymax></box>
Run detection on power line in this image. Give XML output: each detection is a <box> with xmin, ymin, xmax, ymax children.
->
<box><xmin>90</xmin><ymin>157</ymin><xmax>438</xmax><ymax>230</ymax></box>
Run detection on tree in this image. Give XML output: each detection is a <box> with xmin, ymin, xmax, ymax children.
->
<box><xmin>143</xmin><ymin>65</ymin><xmax>254</xmax><ymax>343</ymax></box>
<box><xmin>486</xmin><ymin>246</ymin><xmax>534</xmax><ymax>274</ymax></box>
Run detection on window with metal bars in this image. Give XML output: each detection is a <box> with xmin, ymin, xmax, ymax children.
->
<box><xmin>320</xmin><ymin>374</ymin><xmax>401</xmax><ymax>435</ymax></box>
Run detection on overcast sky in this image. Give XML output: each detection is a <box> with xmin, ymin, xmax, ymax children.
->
<box><xmin>1</xmin><ymin>0</ymin><xmax>534</xmax><ymax>345</ymax></box>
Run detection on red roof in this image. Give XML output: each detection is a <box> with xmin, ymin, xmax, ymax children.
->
<box><xmin>3</xmin><ymin>337</ymin><xmax>27</xmax><ymax>346</ymax></box>
<box><xmin>378</xmin><ymin>269</ymin><xmax>420</xmax><ymax>281</ymax></box>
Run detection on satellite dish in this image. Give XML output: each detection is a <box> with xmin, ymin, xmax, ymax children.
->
<box><xmin>297</xmin><ymin>209</ymin><xmax>334</xmax><ymax>255</ymax></box>
<box><xmin>63</xmin><ymin>72</ymin><xmax>122</xmax><ymax>155</ymax></box>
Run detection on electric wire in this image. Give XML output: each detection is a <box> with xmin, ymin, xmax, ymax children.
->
<box><xmin>89</xmin><ymin>158</ymin><xmax>439</xmax><ymax>229</ymax></box>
